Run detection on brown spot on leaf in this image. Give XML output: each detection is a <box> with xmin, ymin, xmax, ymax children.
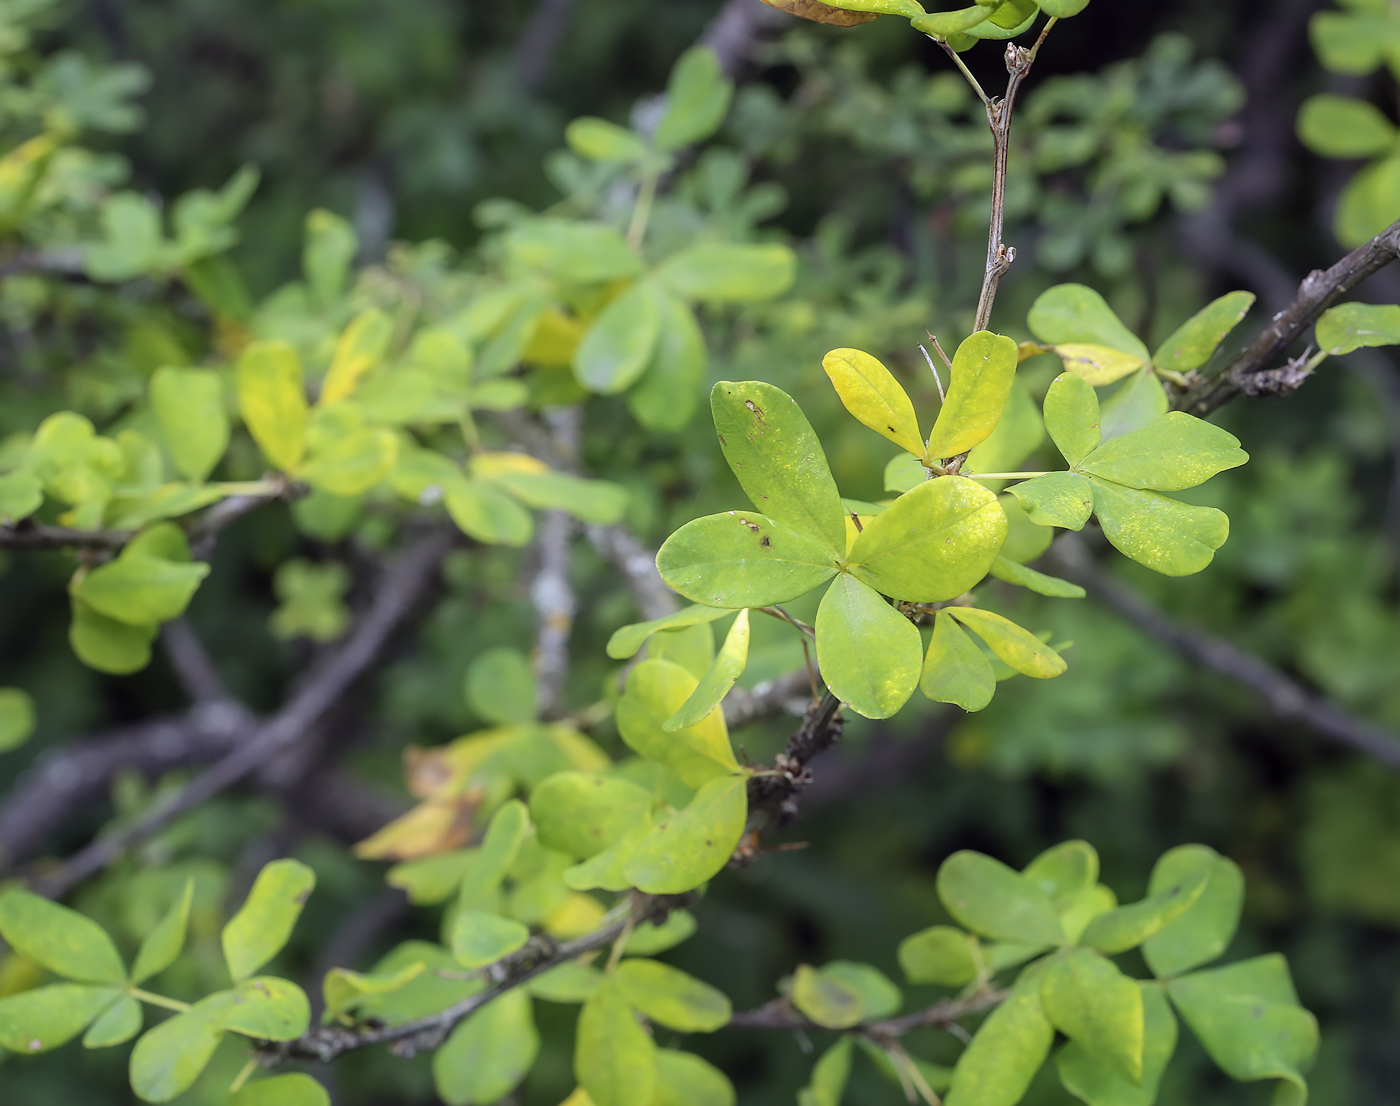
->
<box><xmin>760</xmin><ymin>536</ymin><xmax>771</xmax><ymax>548</ymax></box>
<box><xmin>744</xmin><ymin>399</ymin><xmax>766</xmax><ymax>421</ymax></box>
<box><xmin>739</xmin><ymin>518</ymin><xmax>762</xmax><ymax>533</ymax></box>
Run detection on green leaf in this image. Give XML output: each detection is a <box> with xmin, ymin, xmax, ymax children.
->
<box><xmin>1334</xmin><ymin>154</ymin><xmax>1400</xmax><ymax>247</ymax></box>
<box><xmin>822</xmin><ymin>347</ymin><xmax>924</xmax><ymax>457</ymax></box>
<box><xmin>1028</xmin><ymin>285</ymin><xmax>1149</xmax><ymax>361</ymax></box>
<box><xmin>149</xmin><ymin>368</ymin><xmax>228</xmax><ymax>482</ymax></box>
<box><xmin>1088</xmin><ymin>477</ymin><xmax>1229</xmax><ymax>576</ymax></box>
<box><xmin>574</xmin><ymin>280</ymin><xmax>663</xmax><ymax>395</ymax></box>
<box><xmin>1024</xmin><ymin>841</ymin><xmax>1098</xmax><ymax>909</ymax></box>
<box><xmin>653</xmin><ymin>1049</ymin><xmax>737</xmax><ymax>1106</ymax></box>
<box><xmin>937</xmin><ymin>850</ymin><xmax>1064</xmax><ymax>946</ymax></box>
<box><xmin>0</xmin><ymin>468</ymin><xmax>42</xmax><ymax>522</ymax></box>
<box><xmin>966</xmin><ymin>377</ymin><xmax>1045</xmax><ymax>476</ymax></box>
<box><xmin>629</xmin><ymin>291</ymin><xmax>708</xmax><ymax>432</ymax></box>
<box><xmin>623</xmin><ymin>910</ymin><xmax>699</xmax><ymax>956</ymax></box>
<box><xmin>657</xmin><ymin>242</ymin><xmax>795</xmax><ymax>303</ymax></box>
<box><xmin>1038</xmin><ymin>0</ymin><xmax>1091</xmax><ymax>15</ymax></box>
<box><xmin>0</xmin><ymin>890</ymin><xmax>126</xmax><ymax>983</ymax></box>
<box><xmin>964</xmin><ymin>1</ymin><xmax>1039</xmax><ymax>38</ymax></box>
<box><xmin>322</xmin><ymin>962</ymin><xmax>426</xmax><ymax>1022</ymax></box>
<box><xmin>1166</xmin><ymin>955</ymin><xmax>1317</xmax><ymax>1100</ymax></box>
<box><xmin>445</xmin><ymin>476</ymin><xmax>533</xmax><ymax>546</ymax></box>
<box><xmin>656</xmin><ymin>510</ymin><xmax>839</xmax><ymax>608</ymax></box>
<box><xmin>898</xmin><ymin>925</ymin><xmax>979</xmax><ymax>986</ymax></box>
<box><xmin>925</xmin><ymin>331</ymin><xmax>1020</xmax><ymax>459</ymax></box>
<box><xmin>1297</xmin><ymin>93</ymin><xmax>1398</xmax><ymax>158</ymax></box>
<box><xmin>566</xmin><ymin>117</ymin><xmax>647</xmax><ymax>162</ymax></box>
<box><xmin>230</xmin><ymin>1073</ymin><xmax>331</xmax><ymax>1106</ymax></box>
<box><xmin>803</xmin><ymin>1037</ymin><xmax>854</xmax><ymax>1106</ymax></box>
<box><xmin>1053</xmin><ymin>345</ymin><xmax>1145</xmax><ymax>387</ymax></box>
<box><xmin>490</xmin><ymin>471</ymin><xmax>629</xmax><ymax>525</ymax></box>
<box><xmin>301</xmin><ymin>428</ymin><xmax>397</xmax><ymax>496</ymax></box>
<box><xmin>885</xmin><ymin>452</ymin><xmax>926</xmax><ymax>493</ymax></box>
<box><xmin>1041</xmin><ymin>949</ymin><xmax>1145</xmax><ymax>1084</ymax></box>
<box><xmin>1057</xmin><ymin>984</ymin><xmax>1177</xmax><ymax>1106</ymax></box>
<box><xmin>623</xmin><ymin>776</ymin><xmax>747</xmax><ymax>894</ymax></box>
<box><xmin>0</xmin><ymin>983</ymin><xmax>122</xmax><ymax>1053</ymax></box>
<box><xmin>132</xmin><ymin>880</ymin><xmax>193</xmax><ymax>983</ymax></box>
<box><xmin>459</xmin><ymin>800</ymin><xmax>531</xmax><ymax>912</ymax></box>
<box><xmin>649</xmin><ymin>621</ymin><xmax>720</xmax><ymax>678</ymax></box>
<box><xmin>346</xmin><ymin>941</ymin><xmax>482</xmax><ymax>1025</ymax></box>
<box><xmin>322</xmin><ymin>310</ymin><xmax>394</xmax><ymax>404</ymax></box>
<box><xmin>528</xmin><ymin>960</ymin><xmax>603</xmax><ymax>1003</ymax></box>
<box><xmin>1078</xmin><ymin>413</ymin><xmax>1246</xmax><ymax>492</ymax></box>
<box><xmin>820</xmin><ymin>961</ymin><xmax>901</xmax><ymax>1018</ymax></box>
<box><xmin>576</xmin><ymin>980</ymin><xmax>657</xmax><ymax>1106</ymax></box>
<box><xmin>0</xmin><ymin>687</ymin><xmax>36</xmax><ymax>751</ymax></box>
<box><xmin>434</xmin><ymin>988</ymin><xmax>539</xmax><ymax>1106</ymax></box>
<box><xmin>304</xmin><ymin>208</ymin><xmax>357</xmax><ymax>308</ymax></box>
<box><xmin>1310</xmin><ymin>8</ymin><xmax>1389</xmax><ymax>75</ymax></box>
<box><xmin>816</xmin><ymin>574</ymin><xmax>922</xmax><ymax>719</ymax></box>
<box><xmin>920</xmin><ymin>610</ymin><xmax>996</xmax><ymax>712</ymax></box>
<box><xmin>82</xmin><ymin>994</ymin><xmax>142</xmax><ymax>1048</ymax></box>
<box><xmin>790</xmin><ymin>963</ymin><xmax>865</xmax><ymax>1029</ymax></box>
<box><xmin>990</xmin><ymin>556</ymin><xmax>1086</xmax><ymax>598</ymax></box>
<box><xmin>450</xmin><ymin>911</ymin><xmax>530</xmax><ymax>969</ymax></box>
<box><xmin>948</xmin><ymin>608</ymin><xmax>1067</xmax><ymax>679</ymax></box>
<box><xmin>847</xmin><ymin>477</ymin><xmax>1006</xmax><ymax>602</ymax></box>
<box><xmin>1099</xmin><ymin>368</ymin><xmax>1168</xmax><ymax>442</ymax></box>
<box><xmin>221</xmin><ymin>858</ymin><xmax>316</xmax><ymax>981</ymax></box>
<box><xmin>944</xmin><ymin>981</ymin><xmax>1055</xmax><ymax>1106</ymax></box>
<box><xmin>1079</xmin><ymin>859</ymin><xmax>1210</xmax><ymax>955</ymax></box>
<box><xmin>466</xmin><ymin>646</ymin><xmax>537</xmax><ymax>725</ymax></box>
<box><xmin>654</xmin><ymin>46</ymin><xmax>733</xmax><ymax>151</ymax></box>
<box><xmin>530</xmin><ymin>772</ymin><xmax>654</xmax><ymax>859</ymax></box>
<box><xmin>218</xmin><ymin>976</ymin><xmax>311</xmax><ymax>1040</ymax></box>
<box><xmin>710</xmin><ymin>380</ymin><xmax>845</xmax><ymax>553</ymax></box>
<box><xmin>506</xmin><ymin>221</ymin><xmax>642</xmax><ymax>284</ymax></box>
<box><xmin>1043</xmin><ymin>372</ymin><xmax>1101</xmax><ymax>466</ymax></box>
<box><xmin>1152</xmin><ymin>292</ymin><xmax>1255</xmax><ymax>374</ymax></box>
<box><xmin>72</xmin><ymin>538</ymin><xmax>210</xmax><ymax>627</ymax></box>
<box><xmin>911</xmin><ymin>3</ymin><xmax>1003</xmax><ymax>36</ymax></box>
<box><xmin>129</xmin><ymin>991</ymin><xmax>232</xmax><ymax>1102</ymax></box>
<box><xmin>1316</xmin><ymin>301</ymin><xmax>1400</xmax><ymax>355</ymax></box>
<box><xmin>999</xmin><ymin>496</ymin><xmax>1053</xmax><ymax>567</ymax></box>
<box><xmin>614</xmin><ymin>958</ymin><xmax>731</xmax><ymax>1031</ymax></box>
<box><xmin>665</xmin><ymin>608</ymin><xmax>750</xmax><ymax>731</ymax></box>
<box><xmin>1142</xmin><ymin>845</ymin><xmax>1244</xmax><ymax>978</ymax></box>
<box><xmin>564</xmin><ymin>810</ymin><xmax>655</xmax><ymax>892</ymax></box>
<box><xmin>70</xmin><ymin>598</ymin><xmax>158</xmax><ymax>673</ymax></box>
<box><xmin>616</xmin><ymin>659</ymin><xmax>740</xmax><ymax>786</ymax></box>
<box><xmin>607</xmin><ymin>605</ymin><xmax>730</xmax><ymax>660</ymax></box>
<box><xmin>236</xmin><ymin>341</ymin><xmax>308</xmax><ymax>472</ymax></box>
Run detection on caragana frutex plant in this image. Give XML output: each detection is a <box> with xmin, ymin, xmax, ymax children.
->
<box><xmin>1</xmin><ymin>1</ymin><xmax>1399</xmax><ymax>1104</ymax></box>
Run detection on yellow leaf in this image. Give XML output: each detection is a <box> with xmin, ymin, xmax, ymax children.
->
<box><xmin>353</xmin><ymin>800</ymin><xmax>477</xmax><ymax>860</ymax></box>
<box><xmin>543</xmin><ymin>892</ymin><xmax>607</xmax><ymax>938</ymax></box>
<box><xmin>822</xmin><ymin>347</ymin><xmax>924</xmax><ymax>457</ymax></box>
<box><xmin>1054</xmin><ymin>344</ymin><xmax>1144</xmax><ymax>386</ymax></box>
<box><xmin>236</xmin><ymin>341</ymin><xmax>308</xmax><ymax>472</ymax></box>
<box><xmin>926</xmin><ymin>331</ymin><xmax>1019</xmax><ymax>460</ymax></box>
<box><xmin>471</xmin><ymin>451</ymin><xmax>549</xmax><ymax>479</ymax></box>
<box><xmin>522</xmin><ymin>308</ymin><xmax>585</xmax><ymax>368</ymax></box>
<box><xmin>321</xmin><ymin>309</ymin><xmax>394</xmax><ymax>403</ymax></box>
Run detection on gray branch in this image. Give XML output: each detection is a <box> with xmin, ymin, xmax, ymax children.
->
<box><xmin>26</xmin><ymin>530</ymin><xmax>453</xmax><ymax>898</ymax></box>
<box><xmin>1044</xmin><ymin>535</ymin><xmax>1400</xmax><ymax>770</ymax></box>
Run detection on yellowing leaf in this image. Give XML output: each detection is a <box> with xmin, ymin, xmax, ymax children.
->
<box><xmin>616</xmin><ymin>659</ymin><xmax>739</xmax><ymax>786</ymax></box>
<box><xmin>321</xmin><ymin>309</ymin><xmax>394</xmax><ymax>403</ymax></box>
<box><xmin>822</xmin><ymin>347</ymin><xmax>924</xmax><ymax>457</ymax></box>
<box><xmin>664</xmin><ymin>609</ymin><xmax>750</xmax><ymax>731</ymax></box>
<box><xmin>947</xmin><ymin>608</ymin><xmax>1066</xmax><ymax>679</ymax></box>
<box><xmin>926</xmin><ymin>331</ymin><xmax>1020</xmax><ymax>459</ymax></box>
<box><xmin>237</xmin><ymin>341</ymin><xmax>308</xmax><ymax>472</ymax></box>
<box><xmin>1054</xmin><ymin>344</ymin><xmax>1145</xmax><ymax>386</ymax></box>
<box><xmin>920</xmin><ymin>610</ymin><xmax>995</xmax><ymax>711</ymax></box>
<box><xmin>623</xmin><ymin>776</ymin><xmax>747</xmax><ymax>895</ymax></box>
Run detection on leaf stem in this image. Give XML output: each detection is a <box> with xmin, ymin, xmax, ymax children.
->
<box><xmin>964</xmin><ymin>471</ymin><xmax>1051</xmax><ymax>480</ymax></box>
<box><xmin>127</xmin><ymin>987</ymin><xmax>192</xmax><ymax>1013</ymax></box>
<box><xmin>228</xmin><ymin>1058</ymin><xmax>259</xmax><ymax>1094</ymax></box>
<box><xmin>626</xmin><ymin>172</ymin><xmax>659</xmax><ymax>252</ymax></box>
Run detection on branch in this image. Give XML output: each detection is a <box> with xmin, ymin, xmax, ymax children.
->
<box><xmin>29</xmin><ymin>530</ymin><xmax>453</xmax><ymax>898</ymax></box>
<box><xmin>0</xmin><ymin>520</ymin><xmax>132</xmax><ymax>551</ymax></box>
<box><xmin>514</xmin><ymin>0</ymin><xmax>577</xmax><ymax>92</ymax></box>
<box><xmin>263</xmin><ymin>892</ymin><xmax>681</xmax><ymax>1063</ymax></box>
<box><xmin>532</xmin><ymin>409</ymin><xmax>581</xmax><ymax>718</ymax></box>
<box><xmin>723</xmin><ymin>669</ymin><xmax>814</xmax><ymax>730</ymax></box>
<box><xmin>1044</xmin><ymin>535</ymin><xmax>1400</xmax><ymax>770</ymax></box>
<box><xmin>729</xmin><ymin>987</ymin><xmax>1006</xmax><ymax>1036</ymax></box>
<box><xmin>160</xmin><ymin>617</ymin><xmax>229</xmax><ymax>703</ymax></box>
<box><xmin>1176</xmin><ymin>217</ymin><xmax>1400</xmax><ymax>417</ymax></box>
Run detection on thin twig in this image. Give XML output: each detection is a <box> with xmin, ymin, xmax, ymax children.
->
<box><xmin>728</xmin><ymin>988</ymin><xmax>1006</xmax><ymax>1035</ymax></box>
<box><xmin>30</xmin><ymin>531</ymin><xmax>453</xmax><ymax>898</ymax></box>
<box><xmin>0</xmin><ymin>521</ymin><xmax>133</xmax><ymax>551</ymax></box>
<box><xmin>160</xmin><ymin>618</ymin><xmax>229</xmax><ymax>704</ymax></box>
